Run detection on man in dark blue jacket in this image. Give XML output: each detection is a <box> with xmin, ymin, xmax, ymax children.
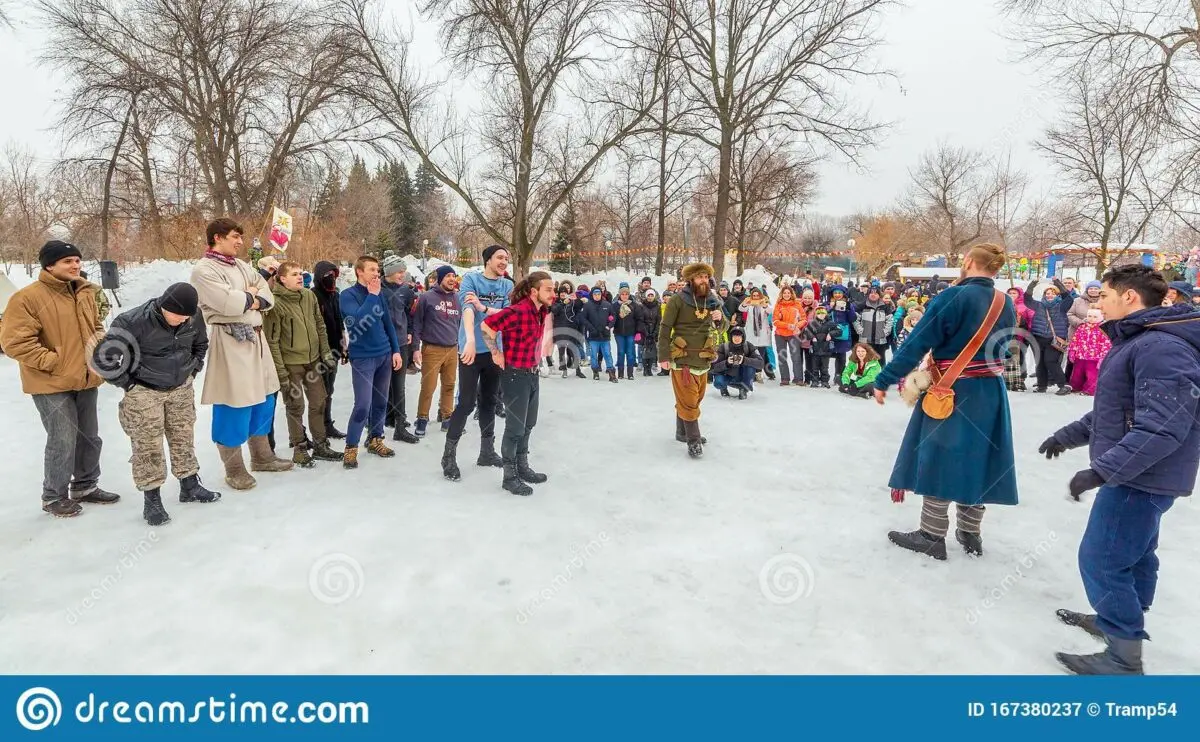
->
<box><xmin>1040</xmin><ymin>265</ymin><xmax>1200</xmax><ymax>675</ymax></box>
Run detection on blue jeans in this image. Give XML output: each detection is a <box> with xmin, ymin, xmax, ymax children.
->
<box><xmin>589</xmin><ymin>340</ymin><xmax>614</xmax><ymax>370</ymax></box>
<box><xmin>212</xmin><ymin>396</ymin><xmax>275</xmax><ymax>447</ymax></box>
<box><xmin>1079</xmin><ymin>484</ymin><xmax>1176</xmax><ymax>640</ymax></box>
<box><xmin>713</xmin><ymin>365</ymin><xmax>755</xmax><ymax>392</ymax></box>
<box><xmin>615</xmin><ymin>335</ymin><xmax>636</xmax><ymax>370</ymax></box>
<box><xmin>347</xmin><ymin>355</ymin><xmax>392</xmax><ymax>447</ymax></box>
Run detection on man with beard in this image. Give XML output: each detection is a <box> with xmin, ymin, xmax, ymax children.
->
<box><xmin>658</xmin><ymin>263</ymin><xmax>728</xmax><ymax>458</ymax></box>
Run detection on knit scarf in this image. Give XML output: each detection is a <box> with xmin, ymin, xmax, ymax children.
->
<box><xmin>204</xmin><ymin>249</ymin><xmax>237</xmax><ymax>266</ymax></box>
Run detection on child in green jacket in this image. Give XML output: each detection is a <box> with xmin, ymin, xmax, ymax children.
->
<box><xmin>839</xmin><ymin>342</ymin><xmax>882</xmax><ymax>398</ymax></box>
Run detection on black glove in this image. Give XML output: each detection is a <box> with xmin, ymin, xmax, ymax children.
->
<box><xmin>1038</xmin><ymin>435</ymin><xmax>1067</xmax><ymax>459</ymax></box>
<box><xmin>1068</xmin><ymin>468</ymin><xmax>1105</xmax><ymax>501</ymax></box>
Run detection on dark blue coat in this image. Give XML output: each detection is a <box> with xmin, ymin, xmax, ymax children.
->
<box><xmin>1025</xmin><ymin>279</ymin><xmax>1071</xmax><ymax>339</ymax></box>
<box><xmin>1052</xmin><ymin>304</ymin><xmax>1200</xmax><ymax>497</ymax></box>
<box><xmin>875</xmin><ymin>277</ymin><xmax>1019</xmax><ymax>506</ymax></box>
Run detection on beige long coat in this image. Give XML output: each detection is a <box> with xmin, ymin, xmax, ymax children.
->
<box><xmin>191</xmin><ymin>257</ymin><xmax>280</xmax><ymax>408</ymax></box>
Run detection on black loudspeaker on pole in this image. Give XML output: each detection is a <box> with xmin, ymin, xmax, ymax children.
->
<box><xmin>99</xmin><ymin>261</ymin><xmax>120</xmax><ymax>290</ymax></box>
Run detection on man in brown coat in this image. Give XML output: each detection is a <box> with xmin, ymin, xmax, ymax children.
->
<box><xmin>0</xmin><ymin>241</ymin><xmax>121</xmax><ymax>517</ymax></box>
<box><xmin>657</xmin><ymin>262</ymin><xmax>727</xmax><ymax>459</ymax></box>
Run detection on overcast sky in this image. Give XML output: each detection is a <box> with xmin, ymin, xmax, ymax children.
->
<box><xmin>0</xmin><ymin>0</ymin><xmax>1061</xmax><ymax>218</ymax></box>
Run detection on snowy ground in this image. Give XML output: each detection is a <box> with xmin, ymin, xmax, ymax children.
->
<box><xmin>0</xmin><ymin>356</ymin><xmax>1197</xmax><ymax>675</ymax></box>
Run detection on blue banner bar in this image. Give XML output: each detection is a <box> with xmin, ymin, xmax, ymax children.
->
<box><xmin>2</xmin><ymin>677</ymin><xmax>1195</xmax><ymax>739</ymax></box>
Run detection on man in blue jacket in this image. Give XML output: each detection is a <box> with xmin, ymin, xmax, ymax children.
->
<box><xmin>339</xmin><ymin>256</ymin><xmax>402</xmax><ymax>469</ymax></box>
<box><xmin>1040</xmin><ymin>265</ymin><xmax>1200</xmax><ymax>674</ymax></box>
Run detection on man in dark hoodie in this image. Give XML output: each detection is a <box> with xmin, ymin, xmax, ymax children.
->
<box><xmin>311</xmin><ymin>260</ymin><xmax>347</xmax><ymax>438</ymax></box>
<box><xmin>580</xmin><ymin>285</ymin><xmax>617</xmax><ymax>382</ymax></box>
<box><xmin>638</xmin><ymin>288</ymin><xmax>662</xmax><ymax>376</ymax></box>
<box><xmin>711</xmin><ymin>326</ymin><xmax>764</xmax><ymax>400</ymax></box>
<box><xmin>1041</xmin><ymin>265</ymin><xmax>1200</xmax><ymax>675</ymax></box>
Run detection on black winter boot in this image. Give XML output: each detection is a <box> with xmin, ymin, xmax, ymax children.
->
<box><xmin>887</xmin><ymin>529</ymin><xmax>948</xmax><ymax>560</ymax></box>
<box><xmin>737</xmin><ymin>387</ymin><xmax>748</xmax><ymax>400</ymax></box>
<box><xmin>626</xmin><ymin>366</ymin><xmax>635</xmax><ymax>381</ymax></box>
<box><xmin>1057</xmin><ymin>637</ymin><xmax>1144</xmax><ymax>675</ymax></box>
<box><xmin>617</xmin><ymin>367</ymin><xmax>625</xmax><ymax>380</ymax></box>
<box><xmin>441</xmin><ymin>437</ymin><xmax>462</xmax><ymax>481</ymax></box>
<box><xmin>495</xmin><ymin>400</ymin><xmax>506</xmax><ymax>419</ymax></box>
<box><xmin>657</xmin><ymin>368</ymin><xmax>670</xmax><ymax>376</ymax></box>
<box><xmin>516</xmin><ymin>454</ymin><xmax>548</xmax><ymax>484</ymax></box>
<box><xmin>955</xmin><ymin>529</ymin><xmax>983</xmax><ymax>556</ymax></box>
<box><xmin>393</xmin><ymin>426</ymin><xmax>420</xmax><ymax>444</ymax></box>
<box><xmin>684</xmin><ymin>419</ymin><xmax>703</xmax><ymax>459</ymax></box>
<box><xmin>311</xmin><ymin>440</ymin><xmax>343</xmax><ymax>461</ymax></box>
<box><xmin>576</xmin><ymin>367</ymin><xmax>587</xmax><ymax>379</ymax></box>
<box><xmin>502</xmin><ymin>460</ymin><xmax>533</xmax><ymax>496</ymax></box>
<box><xmin>179</xmin><ymin>474</ymin><xmax>222</xmax><ymax>503</ymax></box>
<box><xmin>675</xmin><ymin>416</ymin><xmax>707</xmax><ymax>443</ymax></box>
<box><xmin>593</xmin><ymin>369</ymin><xmax>601</xmax><ymax>380</ymax></box>
<box><xmin>143</xmin><ymin>488</ymin><xmax>170</xmax><ymax>526</ymax></box>
<box><xmin>477</xmin><ymin>436</ymin><xmax>504</xmax><ymax>467</ymax></box>
<box><xmin>608</xmin><ymin>368</ymin><xmax>618</xmax><ymax>383</ymax></box>
<box><xmin>326</xmin><ymin>422</ymin><xmax>346</xmax><ymax>439</ymax></box>
<box><xmin>1057</xmin><ymin>609</ymin><xmax>1106</xmax><ymax>640</ymax></box>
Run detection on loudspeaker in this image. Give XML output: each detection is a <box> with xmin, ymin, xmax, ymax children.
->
<box><xmin>99</xmin><ymin>260</ymin><xmax>120</xmax><ymax>290</ymax></box>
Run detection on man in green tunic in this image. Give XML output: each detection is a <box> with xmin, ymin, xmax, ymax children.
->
<box><xmin>657</xmin><ymin>263</ymin><xmax>728</xmax><ymax>458</ymax></box>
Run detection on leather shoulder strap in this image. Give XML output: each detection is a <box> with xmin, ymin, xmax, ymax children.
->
<box><xmin>934</xmin><ymin>290</ymin><xmax>1005</xmax><ymax>390</ymax></box>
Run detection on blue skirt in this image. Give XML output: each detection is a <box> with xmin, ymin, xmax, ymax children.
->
<box><xmin>888</xmin><ymin>376</ymin><xmax>1018</xmax><ymax>506</ymax></box>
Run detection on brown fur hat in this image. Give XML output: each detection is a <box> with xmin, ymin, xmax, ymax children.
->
<box><xmin>681</xmin><ymin>262</ymin><xmax>715</xmax><ymax>282</ymax></box>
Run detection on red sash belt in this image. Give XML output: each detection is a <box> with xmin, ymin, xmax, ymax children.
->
<box><xmin>933</xmin><ymin>358</ymin><xmax>1003</xmax><ymax>378</ymax></box>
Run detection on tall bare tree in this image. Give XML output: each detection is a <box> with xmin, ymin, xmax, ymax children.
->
<box><xmin>338</xmin><ymin>0</ymin><xmax>667</xmax><ymax>275</ymax></box>
<box><xmin>728</xmin><ymin>133</ymin><xmax>817</xmax><ymax>274</ymax></box>
<box><xmin>645</xmin><ymin>0</ymin><xmax>890</xmax><ymax>280</ymax></box>
<box><xmin>904</xmin><ymin>143</ymin><xmax>1004</xmax><ymax>267</ymax></box>
<box><xmin>1036</xmin><ymin>69</ymin><xmax>1187</xmax><ymax>272</ymax></box>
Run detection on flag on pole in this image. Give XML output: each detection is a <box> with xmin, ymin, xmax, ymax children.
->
<box><xmin>268</xmin><ymin>207</ymin><xmax>293</xmax><ymax>252</ymax></box>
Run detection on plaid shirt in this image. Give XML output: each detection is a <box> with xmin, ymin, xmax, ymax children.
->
<box><xmin>484</xmin><ymin>297</ymin><xmax>550</xmax><ymax>370</ymax></box>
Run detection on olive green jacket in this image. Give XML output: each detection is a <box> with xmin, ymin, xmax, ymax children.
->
<box><xmin>657</xmin><ymin>288</ymin><xmax>728</xmax><ymax>371</ymax></box>
<box><xmin>264</xmin><ymin>284</ymin><xmax>330</xmax><ymax>377</ymax></box>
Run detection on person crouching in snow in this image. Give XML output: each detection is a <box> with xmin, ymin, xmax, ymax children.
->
<box><xmin>1067</xmin><ymin>308</ymin><xmax>1111</xmax><ymax>396</ymax></box>
<box><xmin>712</xmin><ymin>326</ymin><xmax>764</xmax><ymax>399</ymax></box>
<box><xmin>92</xmin><ymin>283</ymin><xmax>220</xmax><ymax>525</ymax></box>
<box><xmin>803</xmin><ymin>305</ymin><xmax>837</xmax><ymax>388</ymax></box>
<box><xmin>839</xmin><ymin>342</ymin><xmax>882</xmax><ymax>398</ymax></box>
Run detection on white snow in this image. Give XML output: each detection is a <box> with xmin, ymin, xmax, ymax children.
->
<box><xmin>1</xmin><ymin>260</ymin><xmax>1197</xmax><ymax>674</ymax></box>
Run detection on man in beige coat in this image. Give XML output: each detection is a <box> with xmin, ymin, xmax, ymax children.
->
<box><xmin>191</xmin><ymin>218</ymin><xmax>293</xmax><ymax>490</ymax></box>
<box><xmin>0</xmin><ymin>241</ymin><xmax>121</xmax><ymax>517</ymax></box>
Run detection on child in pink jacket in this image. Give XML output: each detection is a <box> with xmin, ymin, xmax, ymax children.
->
<box><xmin>1067</xmin><ymin>308</ymin><xmax>1111</xmax><ymax>395</ymax></box>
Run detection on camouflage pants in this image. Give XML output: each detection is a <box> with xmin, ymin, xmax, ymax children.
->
<box><xmin>118</xmin><ymin>382</ymin><xmax>199</xmax><ymax>491</ymax></box>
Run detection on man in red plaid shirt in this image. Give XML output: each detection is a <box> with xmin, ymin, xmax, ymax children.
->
<box><xmin>482</xmin><ymin>271</ymin><xmax>556</xmax><ymax>496</ymax></box>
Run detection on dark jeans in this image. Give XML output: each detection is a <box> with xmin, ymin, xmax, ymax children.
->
<box><xmin>1034</xmin><ymin>335</ymin><xmax>1067</xmax><ymax>389</ymax></box>
<box><xmin>322</xmin><ymin>358</ymin><xmax>340</xmax><ymax>428</ymax></box>
<box><xmin>32</xmin><ymin>388</ymin><xmax>103</xmax><ymax>502</ymax></box>
<box><xmin>347</xmin><ymin>355</ymin><xmax>391</xmax><ymax>447</ymax></box>
<box><xmin>446</xmin><ymin>353</ymin><xmax>501</xmax><ymax>440</ymax></box>
<box><xmin>774</xmin><ymin>335</ymin><xmax>802</xmax><ymax>383</ymax></box>
<box><xmin>615</xmin><ymin>334</ymin><xmax>637</xmax><ymax>371</ymax></box>
<box><xmin>714</xmin><ymin>365</ymin><xmax>755</xmax><ymax>392</ymax></box>
<box><xmin>799</xmin><ymin>347</ymin><xmax>814</xmax><ymax>382</ymax></box>
<box><xmin>386</xmin><ymin>345</ymin><xmax>411</xmax><ymax>427</ymax></box>
<box><xmin>499</xmin><ymin>369</ymin><xmax>540</xmax><ymax>461</ymax></box>
<box><xmin>1080</xmin><ymin>484</ymin><xmax>1176</xmax><ymax>640</ymax></box>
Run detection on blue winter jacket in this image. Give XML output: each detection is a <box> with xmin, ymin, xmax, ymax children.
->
<box><xmin>340</xmin><ymin>283</ymin><xmax>400</xmax><ymax>360</ymax></box>
<box><xmin>1053</xmin><ymin>304</ymin><xmax>1200</xmax><ymax>497</ymax></box>
<box><xmin>1025</xmin><ymin>279</ymin><xmax>1072</xmax><ymax>339</ymax></box>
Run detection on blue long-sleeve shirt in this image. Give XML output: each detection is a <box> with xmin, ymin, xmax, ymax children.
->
<box><xmin>340</xmin><ymin>283</ymin><xmax>400</xmax><ymax>359</ymax></box>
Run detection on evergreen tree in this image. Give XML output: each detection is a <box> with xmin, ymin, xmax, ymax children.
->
<box><xmin>372</xmin><ymin>230</ymin><xmax>393</xmax><ymax>258</ymax></box>
<box><xmin>414</xmin><ymin>161</ymin><xmax>440</xmax><ymax>200</ymax></box>
<box><xmin>313</xmin><ymin>170</ymin><xmax>342</xmax><ymax>222</ymax></box>
<box><xmin>389</xmin><ymin>161</ymin><xmax>418</xmax><ymax>255</ymax></box>
<box><xmin>346</xmin><ymin>156</ymin><xmax>371</xmax><ymax>192</ymax></box>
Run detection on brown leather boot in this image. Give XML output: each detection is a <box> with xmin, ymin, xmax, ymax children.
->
<box><xmin>217</xmin><ymin>444</ymin><xmax>257</xmax><ymax>490</ymax></box>
<box><xmin>248</xmin><ymin>436</ymin><xmax>294</xmax><ymax>472</ymax></box>
<box><xmin>366</xmin><ymin>436</ymin><xmax>395</xmax><ymax>458</ymax></box>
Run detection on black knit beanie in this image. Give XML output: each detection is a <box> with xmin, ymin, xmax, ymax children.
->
<box><xmin>39</xmin><ymin>240</ymin><xmax>82</xmax><ymax>269</ymax></box>
<box><xmin>160</xmin><ymin>283</ymin><xmax>199</xmax><ymax>317</ymax></box>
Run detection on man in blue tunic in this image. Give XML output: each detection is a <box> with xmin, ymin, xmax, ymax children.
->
<box><xmin>873</xmin><ymin>243</ymin><xmax>1018</xmax><ymax>560</ymax></box>
<box><xmin>1041</xmin><ymin>265</ymin><xmax>1200</xmax><ymax>675</ymax></box>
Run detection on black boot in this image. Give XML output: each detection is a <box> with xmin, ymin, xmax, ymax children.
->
<box><xmin>626</xmin><ymin>366</ymin><xmax>635</xmax><ymax>381</ymax></box>
<box><xmin>1056</xmin><ymin>637</ymin><xmax>1144</xmax><ymax>675</ymax></box>
<box><xmin>495</xmin><ymin>401</ymin><xmax>506</xmax><ymax>419</ymax></box>
<box><xmin>502</xmin><ymin>460</ymin><xmax>533</xmax><ymax>496</ymax></box>
<box><xmin>617</xmin><ymin>367</ymin><xmax>625</xmax><ymax>380</ymax></box>
<box><xmin>737</xmin><ymin>387</ymin><xmax>748</xmax><ymax>400</ymax></box>
<box><xmin>143</xmin><ymin>488</ymin><xmax>170</xmax><ymax>526</ymax></box>
<box><xmin>562</xmin><ymin>368</ymin><xmax>569</xmax><ymax>379</ymax></box>
<box><xmin>657</xmin><ymin>368</ymin><xmax>670</xmax><ymax>376</ymax></box>
<box><xmin>576</xmin><ymin>367</ymin><xmax>587</xmax><ymax>379</ymax></box>
<box><xmin>684</xmin><ymin>419</ymin><xmax>703</xmax><ymax>458</ymax></box>
<box><xmin>393</xmin><ymin>426</ymin><xmax>420</xmax><ymax>444</ymax></box>
<box><xmin>675</xmin><ymin>416</ymin><xmax>707</xmax><ymax>443</ymax></box>
<box><xmin>887</xmin><ymin>529</ymin><xmax>948</xmax><ymax>560</ymax></box>
<box><xmin>1057</xmin><ymin>609</ymin><xmax>1106</xmax><ymax>640</ymax></box>
<box><xmin>179</xmin><ymin>474</ymin><xmax>222</xmax><ymax>503</ymax></box>
<box><xmin>311</xmin><ymin>439</ymin><xmax>343</xmax><ymax>461</ymax></box>
<box><xmin>720</xmin><ymin>386</ymin><xmax>731</xmax><ymax>397</ymax></box>
<box><xmin>955</xmin><ymin>529</ymin><xmax>983</xmax><ymax>556</ymax></box>
<box><xmin>477</xmin><ymin>436</ymin><xmax>504</xmax><ymax>468</ymax></box>
<box><xmin>441</xmin><ymin>437</ymin><xmax>462</xmax><ymax>481</ymax></box>
<box><xmin>326</xmin><ymin>422</ymin><xmax>346</xmax><ymax>439</ymax></box>
<box><xmin>516</xmin><ymin>454</ymin><xmax>548</xmax><ymax>483</ymax></box>
<box><xmin>593</xmin><ymin>368</ymin><xmax>600</xmax><ymax>380</ymax></box>
<box><xmin>608</xmin><ymin>368</ymin><xmax>618</xmax><ymax>383</ymax></box>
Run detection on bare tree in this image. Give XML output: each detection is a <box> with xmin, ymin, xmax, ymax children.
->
<box><xmin>41</xmin><ymin>0</ymin><xmax>373</xmax><ymax>229</ymax></box>
<box><xmin>904</xmin><ymin>142</ymin><xmax>1004</xmax><ymax>267</ymax></box>
<box><xmin>645</xmin><ymin>0</ymin><xmax>890</xmax><ymax>280</ymax></box>
<box><xmin>338</xmin><ymin>0</ymin><xmax>667</xmax><ymax>275</ymax></box>
<box><xmin>728</xmin><ymin>133</ymin><xmax>817</xmax><ymax>274</ymax></box>
<box><xmin>0</xmin><ymin>146</ymin><xmax>67</xmax><ymax>272</ymax></box>
<box><xmin>601</xmin><ymin>147</ymin><xmax>656</xmax><ymax>267</ymax></box>
<box><xmin>1037</xmin><ymin>69</ymin><xmax>1187</xmax><ymax>272</ymax></box>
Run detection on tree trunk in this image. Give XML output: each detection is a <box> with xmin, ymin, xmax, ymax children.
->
<box><xmin>132</xmin><ymin>111</ymin><xmax>165</xmax><ymax>259</ymax></box>
<box><xmin>712</xmin><ymin>127</ymin><xmax>734</xmax><ymax>281</ymax></box>
<box><xmin>101</xmin><ymin>103</ymin><xmax>135</xmax><ymax>261</ymax></box>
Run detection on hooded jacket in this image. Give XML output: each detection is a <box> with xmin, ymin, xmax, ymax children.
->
<box><xmin>638</xmin><ymin>297</ymin><xmax>662</xmax><ymax>341</ymax></box>
<box><xmin>1026</xmin><ymin>278</ymin><xmax>1072</xmax><ymax>339</ymax></box>
<box><xmin>803</xmin><ymin>314</ymin><xmax>838</xmax><ymax>355</ymax></box>
<box><xmin>579</xmin><ymin>296</ymin><xmax>615</xmax><ymax>341</ymax></box>
<box><xmin>1053</xmin><ymin>304</ymin><xmax>1200</xmax><ymax>496</ymax></box>
<box><xmin>1067</xmin><ymin>292</ymin><xmax>1102</xmax><ymax>342</ymax></box>
<box><xmin>0</xmin><ymin>271</ymin><xmax>104</xmax><ymax>395</ymax></box>
<box><xmin>711</xmin><ymin>338</ymin><xmax>765</xmax><ymax>374</ymax></box>
<box><xmin>311</xmin><ymin>261</ymin><xmax>345</xmax><ymax>356</ymax></box>
<box><xmin>771</xmin><ymin>298</ymin><xmax>805</xmax><ymax>338</ymax></box>
<box><xmin>854</xmin><ymin>299</ymin><xmax>894</xmax><ymax>345</ymax></box>
<box><xmin>1008</xmin><ymin>286</ymin><xmax>1035</xmax><ymax>330</ymax></box>
<box><xmin>265</xmin><ymin>283</ymin><xmax>330</xmax><ymax>376</ymax></box>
